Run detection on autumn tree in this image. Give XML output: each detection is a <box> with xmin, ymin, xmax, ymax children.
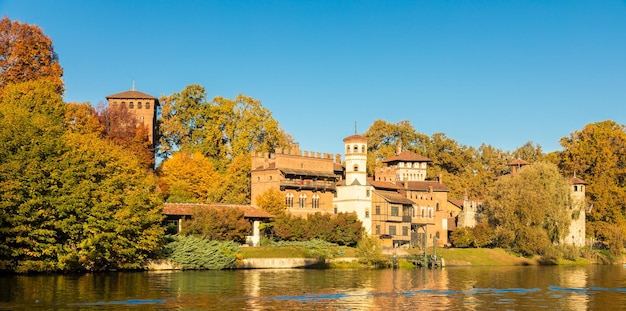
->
<box><xmin>483</xmin><ymin>162</ymin><xmax>572</xmax><ymax>257</ymax></box>
<box><xmin>0</xmin><ymin>79</ymin><xmax>163</xmax><ymax>272</ymax></box>
<box><xmin>65</xmin><ymin>102</ymin><xmax>103</xmax><ymax>135</ymax></box>
<box><xmin>97</xmin><ymin>103</ymin><xmax>154</xmax><ymax>169</ymax></box>
<box><xmin>559</xmin><ymin>120</ymin><xmax>626</xmax><ymax>254</ymax></box>
<box><xmin>157</xmin><ymin>151</ymin><xmax>221</xmax><ymax>203</ymax></box>
<box><xmin>158</xmin><ymin>84</ymin><xmax>291</xmax><ymax>169</ymax></box>
<box><xmin>255</xmin><ymin>188</ymin><xmax>287</xmax><ymax>217</ymax></box>
<box><xmin>0</xmin><ymin>17</ymin><xmax>63</xmax><ymax>93</ymax></box>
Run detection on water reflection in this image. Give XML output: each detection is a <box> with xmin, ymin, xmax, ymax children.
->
<box><xmin>1</xmin><ymin>265</ymin><xmax>626</xmax><ymax>310</ymax></box>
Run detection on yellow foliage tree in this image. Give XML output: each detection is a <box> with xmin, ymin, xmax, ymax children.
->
<box><xmin>158</xmin><ymin>151</ymin><xmax>220</xmax><ymax>203</ymax></box>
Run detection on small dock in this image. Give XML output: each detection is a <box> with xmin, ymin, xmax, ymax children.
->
<box><xmin>404</xmin><ymin>254</ymin><xmax>444</xmax><ymax>268</ymax></box>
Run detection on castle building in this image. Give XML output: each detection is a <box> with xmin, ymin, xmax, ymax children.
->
<box><xmin>105</xmin><ymin>88</ymin><xmax>159</xmax><ymax>145</ymax></box>
<box><xmin>250</xmin><ymin>144</ymin><xmax>342</xmax><ymax>217</ymax></box>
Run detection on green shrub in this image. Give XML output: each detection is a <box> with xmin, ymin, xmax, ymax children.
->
<box><xmin>164</xmin><ymin>235</ymin><xmax>241</xmax><ymax>270</ymax></box>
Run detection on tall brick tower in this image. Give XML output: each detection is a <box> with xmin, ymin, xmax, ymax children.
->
<box><xmin>105</xmin><ymin>87</ymin><xmax>159</xmax><ymax>146</ymax></box>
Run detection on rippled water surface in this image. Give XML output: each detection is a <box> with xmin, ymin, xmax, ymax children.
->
<box><xmin>1</xmin><ymin>265</ymin><xmax>625</xmax><ymax>310</ymax></box>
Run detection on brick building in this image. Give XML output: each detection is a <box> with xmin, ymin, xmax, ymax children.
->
<box><xmin>105</xmin><ymin>88</ymin><xmax>159</xmax><ymax>146</ymax></box>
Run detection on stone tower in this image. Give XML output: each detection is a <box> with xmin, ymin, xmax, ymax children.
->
<box><xmin>105</xmin><ymin>88</ymin><xmax>159</xmax><ymax>145</ymax></box>
<box><xmin>565</xmin><ymin>176</ymin><xmax>588</xmax><ymax>247</ymax></box>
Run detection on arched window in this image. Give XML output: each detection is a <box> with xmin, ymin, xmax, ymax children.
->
<box><xmin>129</xmin><ymin>102</ymin><xmax>134</xmax><ymax>109</ymax></box>
<box><xmin>121</xmin><ymin>102</ymin><xmax>126</xmax><ymax>108</ymax></box>
<box><xmin>346</xmin><ymin>146</ymin><xmax>350</xmax><ymax>154</ymax></box>
<box><xmin>353</xmin><ymin>145</ymin><xmax>358</xmax><ymax>152</ymax></box>
<box><xmin>146</xmin><ymin>102</ymin><xmax>151</xmax><ymax>109</ymax></box>
<box><xmin>361</xmin><ymin>145</ymin><xmax>365</xmax><ymax>153</ymax></box>
<box><xmin>436</xmin><ymin>202</ymin><xmax>440</xmax><ymax>211</ymax></box>
<box><xmin>286</xmin><ymin>193</ymin><xmax>294</xmax><ymax>208</ymax></box>
<box><xmin>299</xmin><ymin>194</ymin><xmax>307</xmax><ymax>208</ymax></box>
<box><xmin>137</xmin><ymin>102</ymin><xmax>142</xmax><ymax>109</ymax></box>
<box><xmin>312</xmin><ymin>194</ymin><xmax>320</xmax><ymax>209</ymax></box>
<box><xmin>353</xmin><ymin>165</ymin><xmax>359</xmax><ymax>172</ymax></box>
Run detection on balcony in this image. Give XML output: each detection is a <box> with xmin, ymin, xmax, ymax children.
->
<box><xmin>280</xmin><ymin>180</ymin><xmax>336</xmax><ymax>192</ymax></box>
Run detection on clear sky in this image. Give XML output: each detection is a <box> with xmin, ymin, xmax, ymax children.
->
<box><xmin>3</xmin><ymin>0</ymin><xmax>625</xmax><ymax>157</ymax></box>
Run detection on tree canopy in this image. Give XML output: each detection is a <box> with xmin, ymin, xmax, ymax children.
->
<box><xmin>0</xmin><ymin>17</ymin><xmax>63</xmax><ymax>93</ymax></box>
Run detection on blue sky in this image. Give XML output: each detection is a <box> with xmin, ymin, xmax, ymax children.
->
<box><xmin>3</xmin><ymin>0</ymin><xmax>625</xmax><ymax>156</ymax></box>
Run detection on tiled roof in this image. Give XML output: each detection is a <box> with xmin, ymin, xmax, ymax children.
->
<box><xmin>163</xmin><ymin>203</ymin><xmax>274</xmax><ymax>219</ymax></box>
<box><xmin>404</xmin><ymin>181</ymin><xmax>450</xmax><ymax>192</ymax></box>
<box><xmin>448</xmin><ymin>199</ymin><xmax>464</xmax><ymax>208</ymax></box>
<box><xmin>383</xmin><ymin>151</ymin><xmax>431</xmax><ymax>163</ymax></box>
<box><xmin>106</xmin><ymin>90</ymin><xmax>158</xmax><ymax>100</ymax></box>
<box><xmin>374</xmin><ymin>190</ymin><xmax>415</xmax><ymax>205</ymax></box>
<box><xmin>508</xmin><ymin>158</ymin><xmax>529</xmax><ymax>166</ymax></box>
<box><xmin>368</xmin><ymin>178</ymin><xmax>401</xmax><ymax>190</ymax></box>
<box><xmin>343</xmin><ymin>134</ymin><xmax>368</xmax><ymax>143</ymax></box>
<box><xmin>569</xmin><ymin>177</ymin><xmax>588</xmax><ymax>185</ymax></box>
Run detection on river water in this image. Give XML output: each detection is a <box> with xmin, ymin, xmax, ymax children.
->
<box><xmin>1</xmin><ymin>265</ymin><xmax>625</xmax><ymax>310</ymax></box>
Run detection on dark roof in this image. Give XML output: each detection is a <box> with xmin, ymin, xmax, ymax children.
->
<box><xmin>569</xmin><ymin>177</ymin><xmax>588</xmax><ymax>185</ymax></box>
<box><xmin>279</xmin><ymin>168</ymin><xmax>338</xmax><ymax>179</ymax></box>
<box><xmin>343</xmin><ymin>134</ymin><xmax>368</xmax><ymax>143</ymax></box>
<box><xmin>374</xmin><ymin>190</ymin><xmax>415</xmax><ymax>205</ymax></box>
<box><xmin>383</xmin><ymin>151</ymin><xmax>431</xmax><ymax>163</ymax></box>
<box><xmin>404</xmin><ymin>181</ymin><xmax>450</xmax><ymax>192</ymax></box>
<box><xmin>508</xmin><ymin>158</ymin><xmax>529</xmax><ymax>166</ymax></box>
<box><xmin>106</xmin><ymin>90</ymin><xmax>158</xmax><ymax>100</ymax></box>
<box><xmin>163</xmin><ymin>203</ymin><xmax>274</xmax><ymax>219</ymax></box>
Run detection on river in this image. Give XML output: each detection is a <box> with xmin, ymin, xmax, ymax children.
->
<box><xmin>1</xmin><ymin>265</ymin><xmax>625</xmax><ymax>310</ymax></box>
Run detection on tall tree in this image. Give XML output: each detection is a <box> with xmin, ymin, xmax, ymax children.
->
<box><xmin>0</xmin><ymin>17</ymin><xmax>63</xmax><ymax>93</ymax></box>
<box><xmin>483</xmin><ymin>162</ymin><xmax>572</xmax><ymax>256</ymax></box>
<box><xmin>158</xmin><ymin>85</ymin><xmax>291</xmax><ymax>170</ymax></box>
<box><xmin>559</xmin><ymin>120</ymin><xmax>626</xmax><ymax>254</ymax></box>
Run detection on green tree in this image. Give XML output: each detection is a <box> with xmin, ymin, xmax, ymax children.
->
<box><xmin>483</xmin><ymin>162</ymin><xmax>572</xmax><ymax>256</ymax></box>
<box><xmin>0</xmin><ymin>17</ymin><xmax>63</xmax><ymax>93</ymax></box>
<box><xmin>182</xmin><ymin>207</ymin><xmax>251</xmax><ymax>244</ymax></box>
<box><xmin>355</xmin><ymin>235</ymin><xmax>385</xmax><ymax>266</ymax></box>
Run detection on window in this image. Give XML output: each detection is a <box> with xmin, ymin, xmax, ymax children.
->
<box><xmin>146</xmin><ymin>102</ymin><xmax>151</xmax><ymax>109</ymax></box>
<box><xmin>436</xmin><ymin>202</ymin><xmax>440</xmax><ymax>211</ymax></box>
<box><xmin>138</xmin><ymin>102</ymin><xmax>142</xmax><ymax>109</ymax></box>
<box><xmin>353</xmin><ymin>145</ymin><xmax>358</xmax><ymax>152</ymax></box>
<box><xmin>402</xmin><ymin>226</ymin><xmax>408</xmax><ymax>236</ymax></box>
<box><xmin>346</xmin><ymin>146</ymin><xmax>350</xmax><ymax>154</ymax></box>
<box><xmin>365</xmin><ymin>209</ymin><xmax>370</xmax><ymax>218</ymax></box>
<box><xmin>299</xmin><ymin>194</ymin><xmax>307</xmax><ymax>208</ymax></box>
<box><xmin>312</xmin><ymin>194</ymin><xmax>320</xmax><ymax>209</ymax></box>
<box><xmin>286</xmin><ymin>193</ymin><xmax>294</xmax><ymax>208</ymax></box>
<box><xmin>129</xmin><ymin>102</ymin><xmax>134</xmax><ymax>109</ymax></box>
<box><xmin>366</xmin><ymin>189</ymin><xmax>370</xmax><ymax>197</ymax></box>
<box><xmin>375</xmin><ymin>205</ymin><xmax>380</xmax><ymax>215</ymax></box>
<box><xmin>389</xmin><ymin>226</ymin><xmax>397</xmax><ymax>236</ymax></box>
<box><xmin>391</xmin><ymin>206</ymin><xmax>399</xmax><ymax>216</ymax></box>
<box><xmin>353</xmin><ymin>165</ymin><xmax>359</xmax><ymax>172</ymax></box>
<box><xmin>428</xmin><ymin>208</ymin><xmax>433</xmax><ymax>219</ymax></box>
<box><xmin>361</xmin><ymin>145</ymin><xmax>365</xmax><ymax>153</ymax></box>
<box><xmin>375</xmin><ymin>225</ymin><xmax>380</xmax><ymax>235</ymax></box>
<box><xmin>121</xmin><ymin>102</ymin><xmax>126</xmax><ymax>108</ymax></box>
<box><xmin>421</xmin><ymin>207</ymin><xmax>426</xmax><ymax>218</ymax></box>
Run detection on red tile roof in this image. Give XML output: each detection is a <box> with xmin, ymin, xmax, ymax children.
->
<box><xmin>383</xmin><ymin>151</ymin><xmax>431</xmax><ymax>163</ymax></box>
<box><xmin>569</xmin><ymin>177</ymin><xmax>588</xmax><ymax>185</ymax></box>
<box><xmin>508</xmin><ymin>158</ymin><xmax>529</xmax><ymax>166</ymax></box>
<box><xmin>374</xmin><ymin>190</ymin><xmax>416</xmax><ymax>205</ymax></box>
<box><xmin>106</xmin><ymin>90</ymin><xmax>158</xmax><ymax>100</ymax></box>
<box><xmin>163</xmin><ymin>203</ymin><xmax>274</xmax><ymax>219</ymax></box>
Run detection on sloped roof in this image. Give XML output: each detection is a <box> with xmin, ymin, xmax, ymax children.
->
<box><xmin>163</xmin><ymin>203</ymin><xmax>274</xmax><ymax>219</ymax></box>
<box><xmin>405</xmin><ymin>181</ymin><xmax>450</xmax><ymax>192</ymax></box>
<box><xmin>374</xmin><ymin>190</ymin><xmax>415</xmax><ymax>205</ymax></box>
<box><xmin>106</xmin><ymin>90</ymin><xmax>158</xmax><ymax>100</ymax></box>
<box><xmin>383</xmin><ymin>151</ymin><xmax>431</xmax><ymax>163</ymax></box>
<box><xmin>279</xmin><ymin>168</ymin><xmax>338</xmax><ymax>179</ymax></box>
<box><xmin>569</xmin><ymin>176</ymin><xmax>588</xmax><ymax>185</ymax></box>
<box><xmin>343</xmin><ymin>134</ymin><xmax>368</xmax><ymax>143</ymax></box>
<box><xmin>448</xmin><ymin>199</ymin><xmax>464</xmax><ymax>209</ymax></box>
<box><xmin>508</xmin><ymin>158</ymin><xmax>529</xmax><ymax>166</ymax></box>
<box><xmin>368</xmin><ymin>178</ymin><xmax>401</xmax><ymax>190</ymax></box>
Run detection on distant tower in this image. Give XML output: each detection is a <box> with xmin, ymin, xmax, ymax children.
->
<box><xmin>565</xmin><ymin>176</ymin><xmax>588</xmax><ymax>247</ymax></box>
<box><xmin>343</xmin><ymin>134</ymin><xmax>368</xmax><ymax>186</ymax></box>
<box><xmin>105</xmin><ymin>88</ymin><xmax>159</xmax><ymax>146</ymax></box>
